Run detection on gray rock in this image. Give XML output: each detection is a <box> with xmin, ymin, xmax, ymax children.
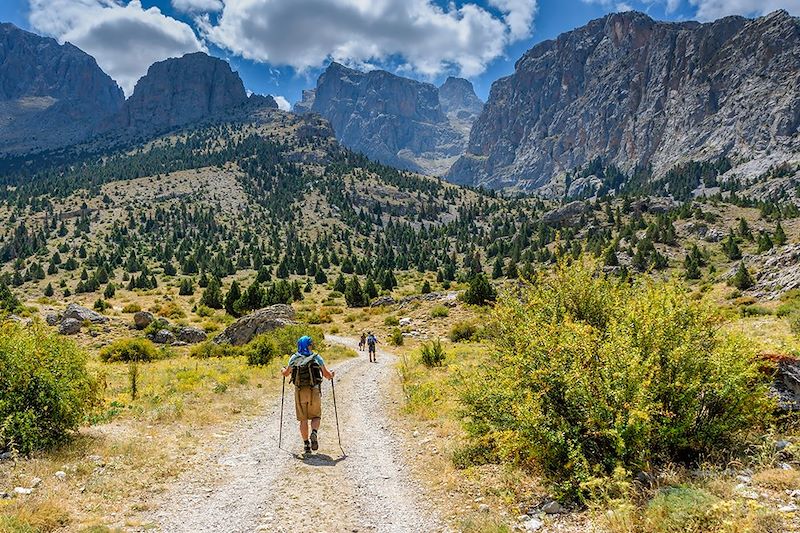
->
<box><xmin>0</xmin><ymin>451</ymin><xmax>12</xmax><ymax>461</ymax></box>
<box><xmin>542</xmin><ymin>201</ymin><xmax>589</xmax><ymax>225</ymax></box>
<box><xmin>371</xmin><ymin>296</ymin><xmax>396</xmax><ymax>307</ymax></box>
<box><xmin>58</xmin><ymin>318</ymin><xmax>82</xmax><ymax>335</ymax></box>
<box><xmin>776</xmin><ymin>440</ymin><xmax>791</xmax><ymax>452</ymax></box>
<box><xmin>44</xmin><ymin>313</ymin><xmax>61</xmax><ymax>326</ymax></box>
<box><xmin>63</xmin><ymin>303</ymin><xmax>108</xmax><ymax>324</ymax></box>
<box><xmin>13</xmin><ymin>487</ymin><xmax>32</xmax><ymax>495</ymax></box>
<box><xmin>214</xmin><ymin>304</ymin><xmax>296</xmax><ymax>346</ymax></box>
<box><xmin>148</xmin><ymin>329</ymin><xmax>176</xmax><ymax>345</ymax></box>
<box><xmin>542</xmin><ymin>501</ymin><xmax>564</xmax><ymax>514</ymax></box>
<box><xmin>133</xmin><ymin>311</ymin><xmax>155</xmax><ymax>330</ymax></box>
<box><xmin>523</xmin><ymin>517</ymin><xmax>544</xmax><ymax>531</ymax></box>
<box><xmin>448</xmin><ymin>10</ymin><xmax>800</xmax><ymax>194</ymax></box>
<box><xmin>54</xmin><ymin>471</ymin><xmax>66</xmax><ymax>481</ymax></box>
<box><xmin>176</xmin><ymin>326</ymin><xmax>207</xmax><ymax>344</ymax></box>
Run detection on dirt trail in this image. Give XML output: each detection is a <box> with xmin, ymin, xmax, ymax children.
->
<box><xmin>142</xmin><ymin>336</ymin><xmax>447</xmax><ymax>532</ymax></box>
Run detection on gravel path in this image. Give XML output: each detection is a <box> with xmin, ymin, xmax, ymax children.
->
<box><xmin>143</xmin><ymin>336</ymin><xmax>447</xmax><ymax>532</ymax></box>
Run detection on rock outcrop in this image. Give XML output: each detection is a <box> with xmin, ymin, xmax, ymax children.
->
<box><xmin>121</xmin><ymin>52</ymin><xmax>273</xmax><ymax>134</ymax></box>
<box><xmin>296</xmin><ymin>62</ymin><xmax>481</xmax><ymax>176</ymax></box>
<box><xmin>0</xmin><ymin>23</ymin><xmax>124</xmax><ymax>155</ymax></box>
<box><xmin>63</xmin><ymin>303</ymin><xmax>109</xmax><ymax>324</ymax></box>
<box><xmin>448</xmin><ymin>10</ymin><xmax>800</xmax><ymax>192</ymax></box>
<box><xmin>214</xmin><ymin>304</ymin><xmax>296</xmax><ymax>346</ymax></box>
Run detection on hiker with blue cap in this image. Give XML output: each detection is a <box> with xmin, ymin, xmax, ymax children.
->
<box><xmin>281</xmin><ymin>336</ymin><xmax>335</xmax><ymax>454</ymax></box>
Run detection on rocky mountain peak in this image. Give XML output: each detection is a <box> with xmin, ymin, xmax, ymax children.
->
<box><xmin>0</xmin><ymin>23</ymin><xmax>124</xmax><ymax>154</ymax></box>
<box><xmin>438</xmin><ymin>77</ymin><xmax>483</xmax><ymax>127</ymax></box>
<box><xmin>123</xmin><ymin>52</ymin><xmax>251</xmax><ymax>132</ymax></box>
<box><xmin>448</xmin><ymin>10</ymin><xmax>800</xmax><ymax>193</ymax></box>
<box><xmin>298</xmin><ymin>62</ymin><xmax>477</xmax><ymax>175</ymax></box>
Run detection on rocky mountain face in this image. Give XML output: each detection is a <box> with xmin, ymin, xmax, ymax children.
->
<box><xmin>0</xmin><ymin>23</ymin><xmax>124</xmax><ymax>155</ymax></box>
<box><xmin>448</xmin><ymin>10</ymin><xmax>800</xmax><ymax>193</ymax></box>
<box><xmin>121</xmin><ymin>52</ymin><xmax>276</xmax><ymax>134</ymax></box>
<box><xmin>295</xmin><ymin>63</ymin><xmax>481</xmax><ymax>176</ymax></box>
<box><xmin>438</xmin><ymin>76</ymin><xmax>484</xmax><ymax>132</ymax></box>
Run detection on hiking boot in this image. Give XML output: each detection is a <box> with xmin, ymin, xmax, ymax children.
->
<box><xmin>310</xmin><ymin>430</ymin><xmax>319</xmax><ymax>451</ymax></box>
<box><xmin>304</xmin><ymin>440</ymin><xmax>311</xmax><ymax>454</ymax></box>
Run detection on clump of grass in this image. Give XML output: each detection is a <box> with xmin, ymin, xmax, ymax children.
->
<box><xmin>420</xmin><ymin>339</ymin><xmax>445</xmax><ymax>367</ymax></box>
<box><xmin>449</xmin><ymin>321</ymin><xmax>478</xmax><ymax>342</ymax></box>
<box><xmin>384</xmin><ymin>315</ymin><xmax>400</xmax><ymax>326</ymax></box>
<box><xmin>190</xmin><ymin>341</ymin><xmax>242</xmax><ymax>359</ymax></box>
<box><xmin>430</xmin><ymin>305</ymin><xmax>450</xmax><ymax>318</ymax></box>
<box><xmin>156</xmin><ymin>301</ymin><xmax>185</xmax><ymax>319</ymax></box>
<box><xmin>121</xmin><ymin>302</ymin><xmax>141</xmax><ymax>313</ymax></box>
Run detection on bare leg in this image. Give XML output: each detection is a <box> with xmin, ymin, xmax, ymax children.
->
<box><xmin>311</xmin><ymin>417</ymin><xmax>321</xmax><ymax>431</ymax></box>
<box><xmin>299</xmin><ymin>420</ymin><xmax>309</xmax><ymax>441</ymax></box>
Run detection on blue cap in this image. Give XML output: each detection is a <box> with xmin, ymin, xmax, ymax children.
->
<box><xmin>297</xmin><ymin>335</ymin><xmax>314</xmax><ymax>355</ymax></box>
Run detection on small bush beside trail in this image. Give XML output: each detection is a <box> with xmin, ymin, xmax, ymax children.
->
<box><xmin>0</xmin><ymin>323</ymin><xmax>97</xmax><ymax>454</ymax></box>
<box><xmin>460</xmin><ymin>260</ymin><xmax>774</xmax><ymax>502</ymax></box>
<box><xmin>99</xmin><ymin>338</ymin><xmax>165</xmax><ymax>362</ymax></box>
<box><xmin>388</xmin><ymin>328</ymin><xmax>404</xmax><ymax>346</ymax></box>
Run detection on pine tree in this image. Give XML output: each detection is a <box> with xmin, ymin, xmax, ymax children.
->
<box><xmin>730</xmin><ymin>262</ymin><xmax>754</xmax><ymax>290</ymax></box>
<box><xmin>757</xmin><ymin>231</ymin><xmax>773</xmax><ymax>253</ymax></box>
<box><xmin>463</xmin><ymin>273</ymin><xmax>496</xmax><ymax>305</ymax></box>
<box><xmin>492</xmin><ymin>256</ymin><xmax>504</xmax><ymax>279</ymax></box>
<box><xmin>722</xmin><ymin>231</ymin><xmax>742</xmax><ymax>260</ymax></box>
<box><xmin>333</xmin><ymin>273</ymin><xmax>346</xmax><ymax>293</ymax></box>
<box><xmin>201</xmin><ymin>278</ymin><xmax>223</xmax><ymax>309</ymax></box>
<box><xmin>775</xmin><ymin>221</ymin><xmax>788</xmax><ymax>246</ymax></box>
<box><xmin>225</xmin><ymin>280</ymin><xmax>242</xmax><ymax>316</ymax></box>
<box><xmin>365</xmin><ymin>277</ymin><xmax>379</xmax><ymax>298</ymax></box>
<box><xmin>344</xmin><ymin>276</ymin><xmax>368</xmax><ymax>307</ymax></box>
<box><xmin>43</xmin><ymin>282</ymin><xmax>54</xmax><ymax>297</ymax></box>
<box><xmin>421</xmin><ymin>280</ymin><xmax>432</xmax><ymax>294</ymax></box>
<box><xmin>103</xmin><ymin>282</ymin><xmax>116</xmax><ymax>299</ymax></box>
<box><xmin>179</xmin><ymin>278</ymin><xmax>194</xmax><ymax>296</ymax></box>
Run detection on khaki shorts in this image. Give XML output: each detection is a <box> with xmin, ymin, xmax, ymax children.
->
<box><xmin>294</xmin><ymin>386</ymin><xmax>322</xmax><ymax>421</ymax></box>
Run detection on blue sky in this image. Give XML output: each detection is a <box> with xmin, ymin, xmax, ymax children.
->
<box><xmin>1</xmin><ymin>0</ymin><xmax>794</xmax><ymax>106</ymax></box>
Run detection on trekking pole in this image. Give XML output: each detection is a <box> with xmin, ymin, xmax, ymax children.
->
<box><xmin>278</xmin><ymin>375</ymin><xmax>285</xmax><ymax>450</ymax></box>
<box><xmin>330</xmin><ymin>377</ymin><xmax>345</xmax><ymax>456</ymax></box>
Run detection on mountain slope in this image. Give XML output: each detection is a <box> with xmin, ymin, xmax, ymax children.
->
<box><xmin>448</xmin><ymin>10</ymin><xmax>800</xmax><ymax>193</ymax></box>
<box><xmin>0</xmin><ymin>23</ymin><xmax>124</xmax><ymax>155</ymax></box>
<box><xmin>296</xmin><ymin>63</ymin><xmax>481</xmax><ymax>176</ymax></box>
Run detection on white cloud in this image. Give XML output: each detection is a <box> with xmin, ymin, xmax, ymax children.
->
<box><xmin>688</xmin><ymin>0</ymin><xmax>800</xmax><ymax>20</ymax></box>
<box><xmin>172</xmin><ymin>0</ymin><xmax>223</xmax><ymax>14</ymax></box>
<box><xmin>29</xmin><ymin>0</ymin><xmax>205</xmax><ymax>96</ymax></box>
<box><xmin>198</xmin><ymin>0</ymin><xmax>537</xmax><ymax>79</ymax></box>
<box><xmin>273</xmin><ymin>95</ymin><xmax>291</xmax><ymax>111</ymax></box>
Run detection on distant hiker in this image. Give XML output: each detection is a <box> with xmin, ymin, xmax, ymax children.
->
<box><xmin>281</xmin><ymin>336</ymin><xmax>335</xmax><ymax>454</ymax></box>
<box><xmin>359</xmin><ymin>332</ymin><xmax>366</xmax><ymax>351</ymax></box>
<box><xmin>367</xmin><ymin>332</ymin><xmax>378</xmax><ymax>363</ymax></box>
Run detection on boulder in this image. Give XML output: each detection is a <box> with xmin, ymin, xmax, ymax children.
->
<box><xmin>133</xmin><ymin>311</ymin><xmax>155</xmax><ymax>330</ymax></box>
<box><xmin>148</xmin><ymin>329</ymin><xmax>176</xmax><ymax>345</ymax></box>
<box><xmin>176</xmin><ymin>326</ymin><xmax>207</xmax><ymax>344</ymax></box>
<box><xmin>44</xmin><ymin>313</ymin><xmax>61</xmax><ymax>326</ymax></box>
<box><xmin>771</xmin><ymin>355</ymin><xmax>800</xmax><ymax>410</ymax></box>
<box><xmin>371</xmin><ymin>296</ymin><xmax>396</xmax><ymax>307</ymax></box>
<box><xmin>63</xmin><ymin>303</ymin><xmax>108</xmax><ymax>324</ymax></box>
<box><xmin>58</xmin><ymin>318</ymin><xmax>82</xmax><ymax>335</ymax></box>
<box><xmin>214</xmin><ymin>304</ymin><xmax>296</xmax><ymax>346</ymax></box>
